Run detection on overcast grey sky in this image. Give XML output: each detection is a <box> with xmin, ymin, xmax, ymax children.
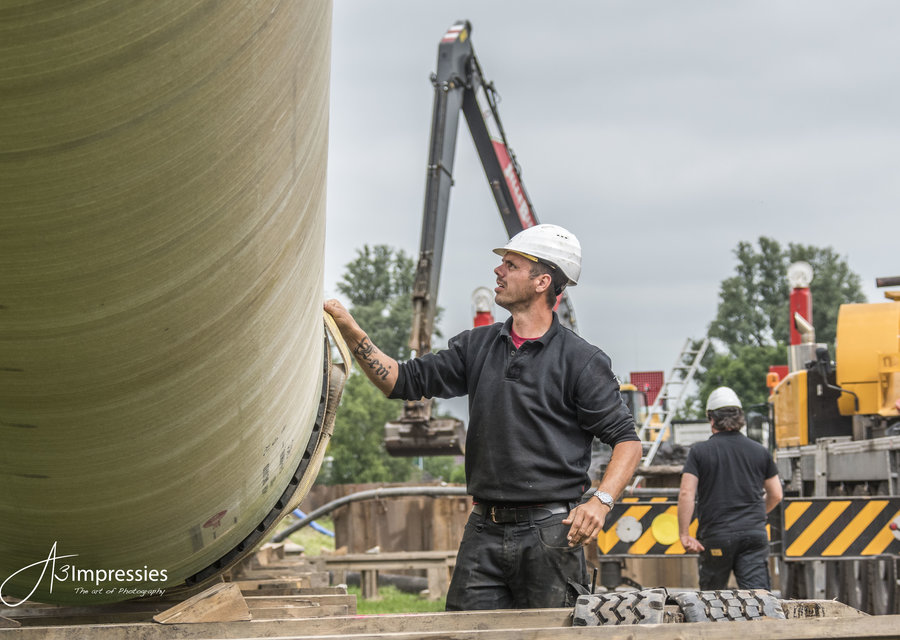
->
<box><xmin>323</xmin><ymin>1</ymin><xmax>899</xmax><ymax>387</ymax></box>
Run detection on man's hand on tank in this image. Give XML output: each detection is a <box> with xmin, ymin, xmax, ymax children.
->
<box><xmin>323</xmin><ymin>298</ymin><xmax>350</xmax><ymax>324</ymax></box>
<box><xmin>324</xmin><ymin>299</ymin><xmax>363</xmax><ymax>342</ymax></box>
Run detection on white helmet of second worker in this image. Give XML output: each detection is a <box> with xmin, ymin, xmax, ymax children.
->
<box><xmin>493</xmin><ymin>224</ymin><xmax>581</xmax><ymax>286</ymax></box>
<box><xmin>706</xmin><ymin>386</ymin><xmax>742</xmax><ymax>412</ymax></box>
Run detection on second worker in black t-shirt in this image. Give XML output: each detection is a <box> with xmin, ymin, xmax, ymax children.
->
<box><xmin>677</xmin><ymin>386</ymin><xmax>783</xmax><ymax>590</ymax></box>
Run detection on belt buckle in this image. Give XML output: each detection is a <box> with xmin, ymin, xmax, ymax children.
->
<box><xmin>490</xmin><ymin>506</ymin><xmax>498</xmax><ymax>524</ymax></box>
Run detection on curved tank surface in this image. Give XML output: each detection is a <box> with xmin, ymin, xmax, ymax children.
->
<box><xmin>0</xmin><ymin>1</ymin><xmax>333</xmax><ymax>604</ymax></box>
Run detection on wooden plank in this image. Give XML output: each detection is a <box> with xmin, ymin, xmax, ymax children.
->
<box><xmin>0</xmin><ymin>591</ymin><xmax>354</xmax><ymax>628</ymax></box>
<box><xmin>2</xmin><ymin>601</ymin><xmax>169</xmax><ymax>625</ymax></box>
<box><xmin>321</xmin><ymin>553</ymin><xmax>456</xmax><ymax>575</ymax></box>
<box><xmin>331</xmin><ymin>569</ymin><xmax>348</xmax><ymax>586</ymax></box>
<box><xmin>311</xmin><ymin>573</ymin><xmax>332</xmax><ymax>590</ymax></box>
<box><xmin>1</xmin><ymin>611</ymin><xmax>155</xmax><ymax>627</ymax></box>
<box><xmin>286</xmin><ymin>586</ymin><xmax>349</xmax><ymax>595</ymax></box>
<box><xmin>241</xmin><ymin>588</ymin><xmax>340</xmax><ymax>597</ymax></box>
<box><xmin>322</xmin><ymin>552</ymin><xmax>457</xmax><ymax>600</ymax></box>
<box><xmin>237</xmin><ymin>563</ymin><xmax>327</xmax><ymax>573</ymax></box>
<box><xmin>245</xmin><ymin>615</ymin><xmax>900</xmax><ymax>640</ymax></box>
<box><xmin>234</xmin><ymin>571</ymin><xmax>330</xmax><ymax>588</ymax></box>
<box><xmin>231</xmin><ymin>578</ymin><xmax>318</xmax><ymax>592</ymax></box>
<box><xmin>244</xmin><ymin>594</ymin><xmax>356</xmax><ymax>611</ymax></box>
<box><xmin>232</xmin><ymin>571</ymin><xmax>313</xmax><ymax>583</ymax></box>
<box><xmin>243</xmin><ymin>593</ymin><xmax>354</xmax><ymax>603</ymax></box>
<box><xmin>323</xmin><ymin>551</ymin><xmax>457</xmax><ymax>599</ymax></box>
<box><xmin>282</xmin><ymin>607</ymin><xmax>572</xmax><ymax>635</ymax></box>
<box><xmin>239</xmin><ymin>567</ymin><xmax>326</xmax><ymax>578</ymax></box>
<box><xmin>361</xmin><ymin>570</ymin><xmax>379</xmax><ymax>600</ymax></box>
<box><xmin>283</xmin><ymin>541</ymin><xmax>306</xmax><ymax>555</ymax></box>
<box><xmin>235</xmin><ymin>570</ymin><xmax>318</xmax><ymax>580</ymax></box>
<box><xmin>255</xmin><ymin>543</ymin><xmax>286</xmax><ymax>565</ymax></box>
<box><xmin>6</xmin><ymin>611</ymin><xmax>899</xmax><ymax>640</ymax></box>
<box><xmin>0</xmin><ymin>594</ymin><xmax>852</xmax><ymax>629</ymax></box>
<box><xmin>1</xmin><ymin>603</ymin><xmax>164</xmax><ymax>619</ymax></box>
<box><xmin>246</xmin><ymin>561</ymin><xmax>324</xmax><ymax>571</ymax></box>
<box><xmin>782</xmin><ymin>599</ymin><xmax>868</xmax><ymax>619</ymax></box>
<box><xmin>425</xmin><ymin>566</ymin><xmax>451</xmax><ymax>600</ymax></box>
<box><xmin>152</xmin><ymin>583</ymin><xmax>250</xmax><ymax>624</ymax></box>
<box><xmin>324</xmin><ymin>551</ymin><xmax>458</xmax><ymax>562</ymax></box>
<box><xmin>0</xmin><ymin>617</ymin><xmax>20</xmax><ymax>629</ymax></box>
<box><xmin>0</xmin><ymin>604</ymin><xmax>886</xmax><ymax>640</ymax></box>
<box><xmin>324</xmin><ymin>561</ymin><xmax>451</xmax><ymax>572</ymax></box>
<box><xmin>250</xmin><ymin>604</ymin><xmax>351</xmax><ymax>619</ymax></box>
<box><xmin>0</xmin><ymin>607</ymin><xmax>573</xmax><ymax>639</ymax></box>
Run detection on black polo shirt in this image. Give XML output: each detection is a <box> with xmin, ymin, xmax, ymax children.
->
<box><xmin>389</xmin><ymin>313</ymin><xmax>638</xmax><ymax>503</ymax></box>
<box><xmin>682</xmin><ymin>430</ymin><xmax>779</xmax><ymax>540</ymax></box>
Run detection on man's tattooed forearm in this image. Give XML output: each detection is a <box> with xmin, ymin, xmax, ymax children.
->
<box><xmin>354</xmin><ymin>336</ymin><xmax>390</xmax><ymax>381</ymax></box>
<box><xmin>354</xmin><ymin>336</ymin><xmax>375</xmax><ymax>359</ymax></box>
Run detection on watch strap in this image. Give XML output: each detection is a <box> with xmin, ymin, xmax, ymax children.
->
<box><xmin>592</xmin><ymin>490</ymin><xmax>614</xmax><ymax>509</ymax></box>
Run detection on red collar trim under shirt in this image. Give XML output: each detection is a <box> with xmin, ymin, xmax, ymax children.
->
<box><xmin>510</xmin><ymin>327</ymin><xmax>541</xmax><ymax>349</ymax></box>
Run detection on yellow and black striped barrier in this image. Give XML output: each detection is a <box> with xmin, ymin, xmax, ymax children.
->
<box><xmin>597</xmin><ymin>497</ymin><xmax>779</xmax><ymax>557</ymax></box>
<box><xmin>783</xmin><ymin>496</ymin><xmax>900</xmax><ymax>560</ymax></box>
<box><xmin>597</xmin><ymin>496</ymin><xmax>900</xmax><ymax>559</ymax></box>
<box><xmin>597</xmin><ymin>497</ymin><xmax>697</xmax><ymax>557</ymax></box>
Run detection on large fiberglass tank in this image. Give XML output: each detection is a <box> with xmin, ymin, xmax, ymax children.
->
<box><xmin>0</xmin><ymin>1</ymin><xmax>337</xmax><ymax>604</ymax></box>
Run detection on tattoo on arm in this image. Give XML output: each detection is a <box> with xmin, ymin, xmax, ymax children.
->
<box><xmin>354</xmin><ymin>336</ymin><xmax>390</xmax><ymax>381</ymax></box>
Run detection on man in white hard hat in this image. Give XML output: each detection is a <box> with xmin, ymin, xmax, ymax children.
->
<box><xmin>677</xmin><ymin>387</ymin><xmax>783</xmax><ymax>589</ymax></box>
<box><xmin>325</xmin><ymin>224</ymin><xmax>642</xmax><ymax>609</ymax></box>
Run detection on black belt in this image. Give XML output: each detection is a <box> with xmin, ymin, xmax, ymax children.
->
<box><xmin>472</xmin><ymin>502</ymin><xmax>570</xmax><ymax>524</ymax></box>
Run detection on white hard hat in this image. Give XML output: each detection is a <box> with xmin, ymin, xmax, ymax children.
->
<box><xmin>706</xmin><ymin>386</ymin><xmax>742</xmax><ymax>411</ymax></box>
<box><xmin>493</xmin><ymin>224</ymin><xmax>581</xmax><ymax>286</ymax></box>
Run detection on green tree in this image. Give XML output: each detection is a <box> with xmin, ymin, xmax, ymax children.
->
<box><xmin>323</xmin><ymin>244</ymin><xmax>454</xmax><ymax>485</ymax></box>
<box><xmin>708</xmin><ymin>237</ymin><xmax>866</xmax><ymax>353</ymax></box>
<box><xmin>325</xmin><ymin>372</ymin><xmax>413</xmax><ymax>485</ymax></box>
<box><xmin>707</xmin><ymin>237</ymin><xmax>786</xmax><ymax>349</ymax></box>
<box><xmin>696</xmin><ymin>344</ymin><xmax>786</xmax><ymax>410</ymax></box>
<box><xmin>336</xmin><ymin>245</ymin><xmax>416</xmax><ymax>360</ymax></box>
<box><xmin>422</xmin><ymin>456</ymin><xmax>466</xmax><ymax>484</ymax></box>
<box><xmin>689</xmin><ymin>237</ymin><xmax>866</xmax><ymax>415</ymax></box>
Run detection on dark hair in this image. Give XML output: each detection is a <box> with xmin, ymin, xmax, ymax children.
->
<box><xmin>529</xmin><ymin>261</ymin><xmax>567</xmax><ymax>308</ymax></box>
<box><xmin>707</xmin><ymin>406</ymin><xmax>745</xmax><ymax>432</ymax></box>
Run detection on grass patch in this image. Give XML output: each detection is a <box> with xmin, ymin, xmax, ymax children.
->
<box><xmin>274</xmin><ymin>514</ymin><xmax>336</xmax><ymax>556</ymax></box>
<box><xmin>349</xmin><ymin>585</ymin><xmax>446</xmax><ymax>614</ymax></box>
<box><xmin>273</xmin><ymin>515</ymin><xmax>447</xmax><ymax>614</ymax></box>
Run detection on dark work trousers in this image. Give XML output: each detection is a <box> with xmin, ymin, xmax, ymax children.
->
<box><xmin>445</xmin><ymin>506</ymin><xmax>588</xmax><ymax>610</ymax></box>
<box><xmin>697</xmin><ymin>529</ymin><xmax>771</xmax><ymax>590</ymax></box>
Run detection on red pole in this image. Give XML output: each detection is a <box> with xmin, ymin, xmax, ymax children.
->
<box><xmin>473</xmin><ymin>311</ymin><xmax>494</xmax><ymax>327</ymax></box>
<box><xmin>789</xmin><ymin>287</ymin><xmax>812</xmax><ymax>345</ymax></box>
<box><xmin>472</xmin><ymin>287</ymin><xmax>494</xmax><ymax>327</ymax></box>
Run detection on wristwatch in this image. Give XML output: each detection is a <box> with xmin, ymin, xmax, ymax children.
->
<box><xmin>592</xmin><ymin>490</ymin><xmax>614</xmax><ymax>509</ymax></box>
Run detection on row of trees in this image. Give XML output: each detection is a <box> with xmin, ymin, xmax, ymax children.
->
<box><xmin>321</xmin><ymin>237</ymin><xmax>866</xmax><ymax>484</ymax></box>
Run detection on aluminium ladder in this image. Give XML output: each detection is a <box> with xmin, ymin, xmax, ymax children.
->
<box><xmin>628</xmin><ymin>337</ymin><xmax>709</xmax><ymax>492</ymax></box>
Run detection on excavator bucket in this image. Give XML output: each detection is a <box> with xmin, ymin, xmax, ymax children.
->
<box><xmin>384</xmin><ymin>399</ymin><xmax>466</xmax><ymax>457</ymax></box>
